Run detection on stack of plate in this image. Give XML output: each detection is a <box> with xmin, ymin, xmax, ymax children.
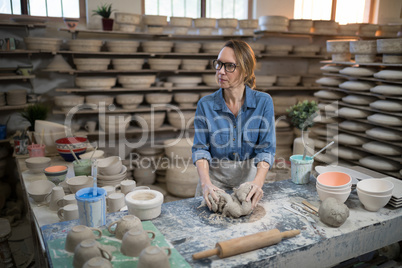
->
<box><xmin>383</xmin><ymin>177</ymin><xmax>402</xmax><ymax>208</ymax></box>
<box><xmin>0</xmin><ymin>93</ymin><xmax>6</xmax><ymax>106</ymax></box>
<box><xmin>6</xmin><ymin>89</ymin><xmax>27</xmax><ymax>106</ymax></box>
<box><xmin>97</xmin><ymin>157</ymin><xmax>128</xmax><ymax>187</ymax></box>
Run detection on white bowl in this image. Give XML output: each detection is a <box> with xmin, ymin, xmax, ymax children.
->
<box><xmin>174</xmin><ymin>93</ymin><xmax>199</xmax><ymax>103</ymax></box>
<box><xmin>163</xmin><ymin>137</ymin><xmax>193</xmax><ymax>160</ymax></box>
<box><xmin>25</xmin><ymin>157</ymin><xmax>51</xmax><ymax>173</ymax></box>
<box><xmin>97</xmin><ymin>165</ymin><xmax>127</xmax><ymax>181</ymax></box>
<box><xmin>125</xmin><ymin>190</ymin><xmax>164</xmax><ymax>220</ymax></box>
<box><xmin>193</xmin><ymin>18</ymin><xmax>216</xmax><ymax>28</ymax></box>
<box><xmin>79</xmin><ymin>150</ymin><xmax>105</xmax><ymax>160</ymax></box>
<box><xmin>106</xmin><ymin>40</ymin><xmax>140</xmax><ymax>53</ymax></box>
<box><xmin>116</xmin><ymin>94</ymin><xmax>144</xmax><ymax>106</ymax></box>
<box><xmin>73</xmin><ymin>58</ymin><xmax>111</xmax><ymax>71</ymax></box>
<box><xmin>66</xmin><ymin>176</ymin><xmax>93</xmax><ymax>194</ymax></box>
<box><xmin>202</xmin><ymin>74</ymin><xmax>217</xmax><ymax>86</ymax></box>
<box><xmin>75</xmin><ymin>77</ymin><xmax>116</xmax><ymax>90</ymax></box>
<box><xmin>26</xmin><ymin>180</ymin><xmax>55</xmax><ymax>203</ymax></box>
<box><xmin>85</xmin><ymin>95</ymin><xmax>114</xmax><ymax>107</ymax></box>
<box><xmin>114</xmin><ymin>12</ymin><xmax>141</xmax><ymax>25</ymax></box>
<box><xmin>55</xmin><ymin>95</ymin><xmax>85</xmax><ymax>107</ymax></box>
<box><xmin>118</xmin><ymin>75</ymin><xmax>156</xmax><ymax>88</ymax></box>
<box><xmin>170</xmin><ymin>16</ymin><xmax>192</xmax><ymax>27</ymax></box>
<box><xmin>316</xmin><ymin>183</ymin><xmax>351</xmax><ymax>193</ymax></box>
<box><xmin>167</xmin><ymin>76</ymin><xmax>202</xmax><ymax>87</ymax></box>
<box><xmin>316</xmin><ymin>185</ymin><xmax>351</xmax><ymax>203</ymax></box>
<box><xmin>97</xmin><ymin>156</ymin><xmax>122</xmax><ymax>176</ymax></box>
<box><xmin>142</xmin><ymin>15</ymin><xmax>167</xmax><ymax>26</ymax></box>
<box><xmin>316</xmin><ymin>171</ymin><xmax>352</xmax><ymax>189</ymax></box>
<box><xmin>357</xmin><ymin>189</ymin><xmax>392</xmax><ymax>212</ymax></box>
<box><xmin>145</xmin><ymin>93</ymin><xmax>172</xmax><ymax>104</ymax></box>
<box><xmin>357</xmin><ymin>178</ymin><xmax>394</xmax><ymax>196</ymax></box>
<box><xmin>133</xmin><ymin>112</ymin><xmax>165</xmax><ymax>130</ymax></box>
<box><xmin>99</xmin><ymin>114</ymin><xmax>131</xmax><ymax>132</ymax></box>
<box><xmin>167</xmin><ymin>111</ymin><xmax>194</xmax><ymax>129</ymax></box>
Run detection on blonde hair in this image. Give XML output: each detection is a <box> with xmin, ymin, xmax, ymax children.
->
<box><xmin>223</xmin><ymin>40</ymin><xmax>256</xmax><ymax>89</ymax></box>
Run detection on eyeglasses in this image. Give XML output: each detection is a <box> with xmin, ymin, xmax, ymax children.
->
<box><xmin>212</xmin><ymin>60</ymin><xmax>237</xmax><ymax>73</ymax></box>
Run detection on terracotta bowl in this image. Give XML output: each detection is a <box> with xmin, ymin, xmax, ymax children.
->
<box><xmin>44</xmin><ymin>165</ymin><xmax>68</xmax><ymax>184</ymax></box>
<box><xmin>316</xmin><ymin>171</ymin><xmax>352</xmax><ymax>189</ymax></box>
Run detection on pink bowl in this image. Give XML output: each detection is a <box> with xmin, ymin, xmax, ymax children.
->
<box><xmin>317</xmin><ymin>171</ymin><xmax>352</xmax><ymax>188</ymax></box>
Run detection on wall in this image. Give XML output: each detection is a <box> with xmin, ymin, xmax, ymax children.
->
<box><xmin>252</xmin><ymin>0</ymin><xmax>295</xmax><ymax>19</ymax></box>
<box><xmin>374</xmin><ymin>0</ymin><xmax>402</xmax><ymax>24</ymax></box>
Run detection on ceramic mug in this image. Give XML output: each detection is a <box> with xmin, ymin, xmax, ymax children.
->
<box><xmin>46</xmin><ymin>186</ymin><xmax>65</xmax><ymax>211</ymax></box>
<box><xmin>73</xmin><ymin>239</ymin><xmax>112</xmax><ymax>268</ymax></box>
<box><xmin>115</xmin><ymin>180</ymin><xmax>136</xmax><ymax>195</ymax></box>
<box><xmin>76</xmin><ymin>187</ymin><xmax>107</xmax><ymax>227</ymax></box>
<box><xmin>65</xmin><ymin>225</ymin><xmax>102</xmax><ymax>253</ymax></box>
<box><xmin>107</xmin><ymin>215</ymin><xmax>143</xmax><ymax>240</ymax></box>
<box><xmin>106</xmin><ymin>192</ymin><xmax>125</xmax><ymax>213</ymax></box>
<box><xmin>121</xmin><ymin>229</ymin><xmax>156</xmax><ymax>257</ymax></box>
<box><xmin>85</xmin><ymin>121</ymin><xmax>97</xmax><ymax>133</ymax></box>
<box><xmin>73</xmin><ymin>159</ymin><xmax>92</xmax><ymax>176</ymax></box>
<box><xmin>82</xmin><ymin>257</ymin><xmax>113</xmax><ymax>268</ymax></box>
<box><xmin>57</xmin><ymin>194</ymin><xmax>77</xmax><ymax>207</ymax></box>
<box><xmin>137</xmin><ymin>246</ymin><xmax>171</xmax><ymax>268</ymax></box>
<box><xmin>57</xmin><ymin>204</ymin><xmax>79</xmax><ymax>221</ymax></box>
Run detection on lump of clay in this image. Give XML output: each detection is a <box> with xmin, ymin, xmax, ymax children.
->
<box><xmin>207</xmin><ymin>184</ymin><xmax>253</xmax><ymax>218</ymax></box>
<box><xmin>318</xmin><ymin>197</ymin><xmax>349</xmax><ymax>227</ymax></box>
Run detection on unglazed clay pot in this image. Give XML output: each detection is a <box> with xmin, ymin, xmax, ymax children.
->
<box><xmin>65</xmin><ymin>225</ymin><xmax>102</xmax><ymax>253</ymax></box>
<box><xmin>107</xmin><ymin>215</ymin><xmax>143</xmax><ymax>239</ymax></box>
<box><xmin>125</xmin><ymin>190</ymin><xmax>164</xmax><ymax>220</ymax></box>
<box><xmin>163</xmin><ymin>137</ymin><xmax>193</xmax><ymax>159</ymax></box>
<box><xmin>137</xmin><ymin>246</ymin><xmax>171</xmax><ymax>268</ymax></box>
<box><xmin>73</xmin><ymin>239</ymin><xmax>112</xmax><ymax>268</ymax></box>
<box><xmin>165</xmin><ymin>163</ymin><xmax>198</xmax><ymax>197</ymax></box>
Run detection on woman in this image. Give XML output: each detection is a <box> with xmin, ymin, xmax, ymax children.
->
<box><xmin>192</xmin><ymin>39</ymin><xmax>276</xmax><ymax>211</ymax></box>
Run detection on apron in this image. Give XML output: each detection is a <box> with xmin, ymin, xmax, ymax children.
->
<box><xmin>195</xmin><ymin>158</ymin><xmax>257</xmax><ymax>196</ymax></box>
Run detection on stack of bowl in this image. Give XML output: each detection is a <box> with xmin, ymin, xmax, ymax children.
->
<box><xmin>99</xmin><ymin>114</ymin><xmax>131</xmax><ymax>133</ymax></box>
<box><xmin>193</xmin><ymin>18</ymin><xmax>216</xmax><ymax>35</ymax></box>
<box><xmin>6</xmin><ymin>89</ymin><xmax>27</xmax><ymax>106</ymax></box>
<box><xmin>142</xmin><ymin>41</ymin><xmax>173</xmax><ymax>53</ymax></box>
<box><xmin>169</xmin><ymin>17</ymin><xmax>192</xmax><ymax>35</ymax></box>
<box><xmin>54</xmin><ymin>95</ymin><xmax>85</xmax><ymax>112</ymax></box>
<box><xmin>174</xmin><ymin>42</ymin><xmax>201</xmax><ymax>53</ymax></box>
<box><xmin>217</xmin><ymin>18</ymin><xmax>238</xmax><ymax>35</ymax></box>
<box><xmin>357</xmin><ymin>179</ymin><xmax>394</xmax><ymax>212</ymax></box>
<box><xmin>55</xmin><ymin>137</ymin><xmax>88</xmax><ymax>162</ymax></box>
<box><xmin>313</xmin><ymin>20</ymin><xmax>338</xmax><ymax>34</ymax></box>
<box><xmin>258</xmin><ymin>16</ymin><xmax>289</xmax><ymax>32</ymax></box>
<box><xmin>316</xmin><ymin>171</ymin><xmax>352</xmax><ymax>203</ymax></box>
<box><xmin>24</xmin><ymin>37</ymin><xmax>62</xmax><ymax>51</ymax></box>
<box><xmin>238</xmin><ymin>19</ymin><xmax>258</xmax><ymax>35</ymax></box>
<box><xmin>114</xmin><ymin>12</ymin><xmax>141</xmax><ymax>32</ymax></box>
<box><xmin>25</xmin><ymin>157</ymin><xmax>51</xmax><ymax>173</ymax></box>
<box><xmin>68</xmin><ymin>39</ymin><xmax>103</xmax><ymax>52</ymax></box>
<box><xmin>142</xmin><ymin>15</ymin><xmax>167</xmax><ymax>34</ymax></box>
<box><xmin>97</xmin><ymin>156</ymin><xmax>127</xmax><ymax>187</ymax></box>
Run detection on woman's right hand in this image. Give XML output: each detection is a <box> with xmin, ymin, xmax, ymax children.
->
<box><xmin>202</xmin><ymin>183</ymin><xmax>224</xmax><ymax>210</ymax></box>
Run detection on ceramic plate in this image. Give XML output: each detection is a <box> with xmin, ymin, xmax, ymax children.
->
<box><xmin>373</xmin><ymin>70</ymin><xmax>402</xmax><ymax>80</ymax></box>
<box><xmin>383</xmin><ymin>177</ymin><xmax>402</xmax><ymax>199</ymax></box>
<box><xmin>339</xmin><ymin>67</ymin><xmax>376</xmax><ymax>77</ymax></box>
<box><xmin>315</xmin><ymin>165</ymin><xmax>365</xmax><ymax>184</ymax></box>
<box><xmin>339</xmin><ymin>81</ymin><xmax>375</xmax><ymax>91</ymax></box>
<box><xmin>369</xmin><ymin>100</ymin><xmax>402</xmax><ymax>112</ymax></box>
<box><xmin>367</xmin><ymin>113</ymin><xmax>402</xmax><ymax>126</ymax></box>
<box><xmin>359</xmin><ymin>156</ymin><xmax>400</xmax><ymax>171</ymax></box>
<box><xmin>370</xmin><ymin>85</ymin><xmax>402</xmax><ymax>96</ymax></box>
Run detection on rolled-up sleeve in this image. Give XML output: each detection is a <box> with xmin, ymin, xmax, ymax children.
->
<box><xmin>192</xmin><ymin>102</ymin><xmax>212</xmax><ymax>165</ymax></box>
<box><xmin>254</xmin><ymin>98</ymin><xmax>276</xmax><ymax>168</ymax></box>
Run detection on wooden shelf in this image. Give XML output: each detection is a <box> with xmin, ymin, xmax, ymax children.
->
<box><xmin>58</xmin><ymin>28</ymin><xmax>255</xmax><ymax>39</ymax></box>
<box><xmin>255</xmin><ymin>30</ymin><xmax>361</xmax><ymax>38</ymax></box>
<box><xmin>320</xmin><ymin>86</ymin><xmax>402</xmax><ymax>101</ymax></box>
<box><xmin>259</xmin><ymin>53</ymin><xmax>329</xmax><ymax>59</ymax></box>
<box><xmin>0</xmin><ymin>75</ymin><xmax>35</xmax><ymax>80</ymax></box>
<box><xmin>57</xmin><ymin>51</ymin><xmax>217</xmax><ymax>57</ymax></box>
<box><xmin>75</xmin><ymin>125</ymin><xmax>186</xmax><ymax>136</ymax></box>
<box><xmin>320</xmin><ymin>60</ymin><xmax>402</xmax><ymax>68</ymax></box>
<box><xmin>338</xmin><ymin>101</ymin><xmax>402</xmax><ymax>117</ymax></box>
<box><xmin>55</xmin><ymin>86</ymin><xmax>217</xmax><ymax>93</ymax></box>
<box><xmin>336</xmin><ymin>115</ymin><xmax>402</xmax><ymax>132</ymax></box>
<box><xmin>42</xmin><ymin>69</ymin><xmax>215</xmax><ymax>74</ymax></box>
<box><xmin>322</xmin><ymin>72</ymin><xmax>402</xmax><ymax>85</ymax></box>
<box><xmin>0</xmin><ymin>50</ymin><xmax>42</xmax><ymax>55</ymax></box>
<box><xmin>53</xmin><ymin>105</ymin><xmax>197</xmax><ymax>115</ymax></box>
<box><xmin>257</xmin><ymin>86</ymin><xmax>322</xmax><ymax>91</ymax></box>
<box><xmin>0</xmin><ymin>21</ymin><xmax>46</xmax><ymax>28</ymax></box>
<box><xmin>0</xmin><ymin>104</ymin><xmax>30</xmax><ymax>111</ymax></box>
<box><xmin>0</xmin><ymin>138</ymin><xmax>11</xmax><ymax>144</ymax></box>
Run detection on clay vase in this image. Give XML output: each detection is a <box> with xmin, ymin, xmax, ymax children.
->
<box><xmin>65</xmin><ymin>225</ymin><xmax>102</xmax><ymax>252</ymax></box>
<box><xmin>137</xmin><ymin>246</ymin><xmax>171</xmax><ymax>268</ymax></box>
<box><xmin>121</xmin><ymin>229</ymin><xmax>156</xmax><ymax>257</ymax></box>
<box><xmin>107</xmin><ymin>215</ymin><xmax>143</xmax><ymax>239</ymax></box>
<box><xmin>102</xmin><ymin>18</ymin><xmax>114</xmax><ymax>31</ymax></box>
<box><xmin>73</xmin><ymin>239</ymin><xmax>112</xmax><ymax>268</ymax></box>
<box><xmin>292</xmin><ymin>130</ymin><xmax>315</xmax><ymax>156</ymax></box>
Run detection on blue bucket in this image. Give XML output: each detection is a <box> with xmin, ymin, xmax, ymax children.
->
<box><xmin>75</xmin><ymin>187</ymin><xmax>106</xmax><ymax>227</ymax></box>
<box><xmin>290</xmin><ymin>155</ymin><xmax>314</xmax><ymax>184</ymax></box>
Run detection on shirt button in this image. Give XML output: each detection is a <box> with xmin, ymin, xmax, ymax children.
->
<box><xmin>232</xmin><ymin>153</ymin><xmax>236</xmax><ymax>155</ymax></box>
<box><xmin>234</xmin><ymin>126</ymin><xmax>236</xmax><ymax>128</ymax></box>
<box><xmin>233</xmin><ymin>138</ymin><xmax>235</xmax><ymax>141</ymax></box>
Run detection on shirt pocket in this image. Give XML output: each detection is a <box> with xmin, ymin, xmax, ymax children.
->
<box><xmin>242</xmin><ymin>130</ymin><xmax>259</xmax><ymax>157</ymax></box>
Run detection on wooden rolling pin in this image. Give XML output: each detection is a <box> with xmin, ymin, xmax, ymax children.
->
<box><xmin>192</xmin><ymin>229</ymin><xmax>300</xmax><ymax>260</ymax></box>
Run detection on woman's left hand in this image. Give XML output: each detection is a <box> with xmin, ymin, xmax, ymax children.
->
<box><xmin>241</xmin><ymin>181</ymin><xmax>264</xmax><ymax>208</ymax></box>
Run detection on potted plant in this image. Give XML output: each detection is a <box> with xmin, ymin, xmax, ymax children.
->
<box><xmin>287</xmin><ymin>100</ymin><xmax>318</xmax><ymax>155</ymax></box>
<box><xmin>20</xmin><ymin>103</ymin><xmax>49</xmax><ymax>131</ymax></box>
<box><xmin>92</xmin><ymin>3</ymin><xmax>114</xmax><ymax>31</ymax></box>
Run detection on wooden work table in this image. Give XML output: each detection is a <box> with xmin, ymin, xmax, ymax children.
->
<box><xmin>17</xmin><ymin>156</ymin><xmax>402</xmax><ymax>267</ymax></box>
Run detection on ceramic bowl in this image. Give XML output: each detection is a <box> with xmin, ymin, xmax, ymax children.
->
<box><xmin>97</xmin><ymin>156</ymin><xmax>122</xmax><ymax>176</ymax></box>
<box><xmin>357</xmin><ymin>189</ymin><xmax>392</xmax><ymax>212</ymax></box>
<box><xmin>356</xmin><ymin>178</ymin><xmax>394</xmax><ymax>196</ymax></box>
<box><xmin>68</xmin><ymin>39</ymin><xmax>103</xmax><ymax>52</ymax></box>
<box><xmin>142</xmin><ymin>15</ymin><xmax>167</xmax><ymax>26</ymax></box>
<box><xmin>316</xmin><ymin>185</ymin><xmax>351</xmax><ymax>203</ymax></box>
<box><xmin>55</xmin><ymin>137</ymin><xmax>88</xmax><ymax>162</ymax></box>
<box><xmin>24</xmin><ymin>37</ymin><xmax>62</xmax><ymax>51</ymax></box>
<box><xmin>174</xmin><ymin>42</ymin><xmax>201</xmax><ymax>53</ymax></box>
<box><xmin>116</xmin><ymin>94</ymin><xmax>144</xmax><ymax>107</ymax></box>
<box><xmin>66</xmin><ymin>176</ymin><xmax>94</xmax><ymax>193</ymax></box>
<box><xmin>193</xmin><ymin>18</ymin><xmax>216</xmax><ymax>28</ymax></box>
<box><xmin>125</xmin><ymin>190</ymin><xmax>164</xmax><ymax>220</ymax></box>
<box><xmin>73</xmin><ymin>58</ymin><xmax>111</xmax><ymax>71</ymax></box>
<box><xmin>26</xmin><ymin>180</ymin><xmax>56</xmax><ymax>203</ymax></box>
<box><xmin>112</xmin><ymin>59</ymin><xmax>144</xmax><ymax>71</ymax></box>
<box><xmin>239</xmin><ymin>19</ymin><xmax>258</xmax><ymax>29</ymax></box>
<box><xmin>316</xmin><ymin>171</ymin><xmax>352</xmax><ymax>189</ymax></box>
<box><xmin>97</xmin><ymin>166</ymin><xmax>127</xmax><ymax>182</ymax></box>
<box><xmin>202</xmin><ymin>74</ymin><xmax>217</xmax><ymax>87</ymax></box>
<box><xmin>25</xmin><ymin>157</ymin><xmax>51</xmax><ymax>173</ymax></box>
<box><xmin>167</xmin><ymin>76</ymin><xmax>202</xmax><ymax>87</ymax></box>
<box><xmin>106</xmin><ymin>40</ymin><xmax>140</xmax><ymax>53</ymax></box>
<box><xmin>85</xmin><ymin>95</ymin><xmax>114</xmax><ymax>107</ymax></box>
<box><xmin>75</xmin><ymin>77</ymin><xmax>116</xmax><ymax>90</ymax></box>
<box><xmin>114</xmin><ymin>12</ymin><xmax>141</xmax><ymax>25</ymax></box>
<box><xmin>35</xmin><ymin>120</ymin><xmax>68</xmax><ymax>134</ymax></box>
<box><xmin>167</xmin><ymin>111</ymin><xmax>194</xmax><ymax>129</ymax></box>
<box><xmin>54</xmin><ymin>95</ymin><xmax>85</xmax><ymax>108</ymax></box>
<box><xmin>148</xmin><ymin>59</ymin><xmax>181</xmax><ymax>71</ymax></box>
<box><xmin>145</xmin><ymin>93</ymin><xmax>172</xmax><ymax>104</ymax></box>
<box><xmin>174</xmin><ymin>93</ymin><xmax>199</xmax><ymax>104</ymax></box>
<box><xmin>79</xmin><ymin>150</ymin><xmax>105</xmax><ymax>160</ymax></box>
<box><xmin>44</xmin><ymin>165</ymin><xmax>68</xmax><ymax>184</ymax></box>
<box><xmin>165</xmin><ymin>164</ymin><xmax>198</xmax><ymax>197</ymax></box>
<box><xmin>133</xmin><ymin>112</ymin><xmax>166</xmax><ymax>130</ymax></box>
<box><xmin>170</xmin><ymin>16</ymin><xmax>192</xmax><ymax>27</ymax></box>
<box><xmin>163</xmin><ymin>138</ymin><xmax>193</xmax><ymax>159</ymax></box>
<box><xmin>118</xmin><ymin>75</ymin><xmax>156</xmax><ymax>88</ymax></box>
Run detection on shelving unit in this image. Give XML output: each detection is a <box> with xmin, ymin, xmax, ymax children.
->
<box><xmin>315</xmin><ymin>53</ymin><xmax>402</xmax><ymax>178</ymax></box>
<box><xmin>55</xmin><ymin>86</ymin><xmax>217</xmax><ymax>93</ymax></box>
<box><xmin>53</xmin><ymin>105</ymin><xmax>196</xmax><ymax>115</ymax></box>
<box><xmin>0</xmin><ymin>104</ymin><xmax>31</xmax><ymax>111</ymax></box>
<box><xmin>0</xmin><ymin>75</ymin><xmax>35</xmax><ymax>80</ymax></box>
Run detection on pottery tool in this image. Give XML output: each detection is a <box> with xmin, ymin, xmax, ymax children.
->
<box><xmin>92</xmin><ymin>160</ymin><xmax>98</xmax><ymax>197</ymax></box>
<box><xmin>192</xmin><ymin>229</ymin><xmax>300</xmax><ymax>260</ymax></box>
<box><xmin>292</xmin><ymin>202</ymin><xmax>318</xmax><ymax>217</ymax></box>
<box><xmin>302</xmin><ymin>142</ymin><xmax>308</xmax><ymax>160</ymax></box>
<box><xmin>302</xmin><ymin>200</ymin><xmax>319</xmax><ymax>213</ymax></box>
<box><xmin>89</xmin><ymin>146</ymin><xmax>98</xmax><ymax>162</ymax></box>
<box><xmin>312</xmin><ymin>141</ymin><xmax>334</xmax><ymax>159</ymax></box>
<box><xmin>67</xmin><ymin>144</ymin><xmax>81</xmax><ymax>164</ymax></box>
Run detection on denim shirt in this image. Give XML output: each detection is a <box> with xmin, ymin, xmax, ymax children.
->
<box><xmin>192</xmin><ymin>85</ymin><xmax>276</xmax><ymax>167</ymax></box>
